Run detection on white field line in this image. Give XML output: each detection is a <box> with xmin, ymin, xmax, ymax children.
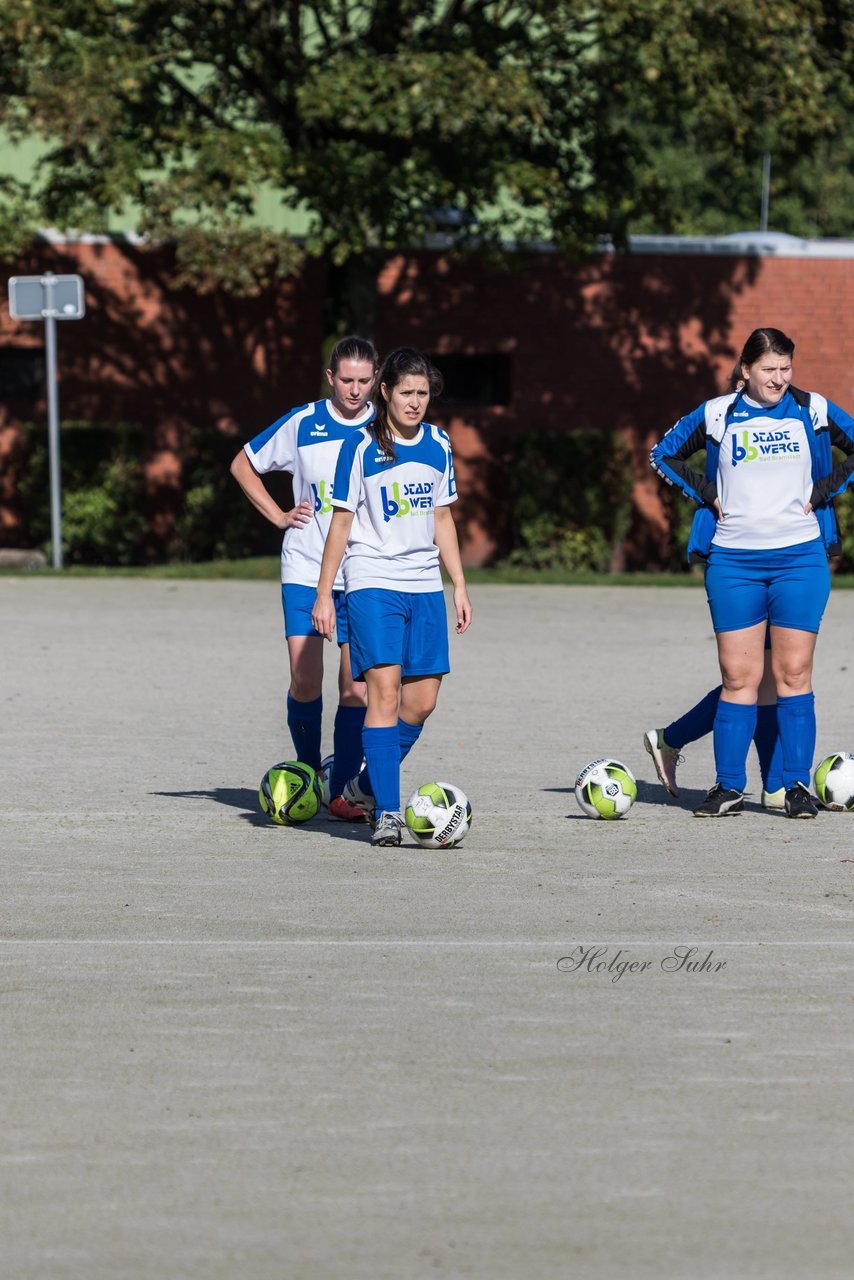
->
<box><xmin>0</xmin><ymin>938</ymin><xmax>853</xmax><ymax>948</ymax></box>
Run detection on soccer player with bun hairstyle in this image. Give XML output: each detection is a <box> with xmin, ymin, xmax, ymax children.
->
<box><xmin>312</xmin><ymin>346</ymin><xmax>472</xmax><ymax>846</ymax></box>
<box><xmin>230</xmin><ymin>336</ymin><xmax>379</xmax><ymax>820</ymax></box>
<box><xmin>644</xmin><ymin>364</ymin><xmax>784</xmax><ymax>808</ymax></box>
<box><xmin>651</xmin><ymin>326</ymin><xmax>854</xmax><ymax>819</ymax></box>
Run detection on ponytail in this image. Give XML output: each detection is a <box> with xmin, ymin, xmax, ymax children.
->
<box><xmin>328</xmin><ymin>335</ymin><xmax>379</xmax><ymax>374</ymax></box>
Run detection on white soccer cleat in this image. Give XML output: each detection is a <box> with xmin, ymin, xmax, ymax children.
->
<box><xmin>643</xmin><ymin>728</ymin><xmax>683</xmax><ymax>797</ymax></box>
<box><xmin>342</xmin><ymin>772</ymin><xmax>376</xmax><ymax>819</ymax></box>
<box><xmin>371</xmin><ymin>811</ymin><xmax>404</xmax><ymax>847</ymax></box>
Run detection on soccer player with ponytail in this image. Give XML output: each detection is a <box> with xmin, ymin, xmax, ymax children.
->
<box><xmin>230</xmin><ymin>336</ymin><xmax>379</xmax><ymax>820</ymax></box>
<box><xmin>651</xmin><ymin>327</ymin><xmax>854</xmax><ymax>819</ymax></box>
<box><xmin>312</xmin><ymin>347</ymin><xmax>472</xmax><ymax>846</ymax></box>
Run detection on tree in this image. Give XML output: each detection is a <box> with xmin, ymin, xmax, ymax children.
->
<box><xmin>0</xmin><ymin>1</ymin><xmax>849</xmax><ymax>332</ymax></box>
<box><xmin>607</xmin><ymin>0</ymin><xmax>854</xmax><ymax>238</ymax></box>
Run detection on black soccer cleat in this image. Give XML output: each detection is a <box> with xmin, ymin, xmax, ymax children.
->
<box><xmin>693</xmin><ymin>783</ymin><xmax>745</xmax><ymax>817</ymax></box>
<box><xmin>784</xmin><ymin>783</ymin><xmax>819</xmax><ymax>819</ymax></box>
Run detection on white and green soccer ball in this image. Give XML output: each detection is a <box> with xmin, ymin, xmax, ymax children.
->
<box><xmin>813</xmin><ymin>752</ymin><xmax>854</xmax><ymax>811</ymax></box>
<box><xmin>405</xmin><ymin>782</ymin><xmax>472</xmax><ymax>848</ymax></box>
<box><xmin>259</xmin><ymin>760</ymin><xmax>322</xmax><ymax>825</ymax></box>
<box><xmin>575</xmin><ymin>758</ymin><xmax>637</xmax><ymax>820</ymax></box>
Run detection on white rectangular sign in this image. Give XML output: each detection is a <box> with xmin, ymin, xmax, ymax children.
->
<box><xmin>9</xmin><ymin>274</ymin><xmax>86</xmax><ymax>320</ymax></box>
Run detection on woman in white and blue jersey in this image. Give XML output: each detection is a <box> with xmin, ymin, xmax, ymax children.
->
<box><xmin>230</xmin><ymin>336</ymin><xmax>379</xmax><ymax>821</ymax></box>
<box><xmin>311</xmin><ymin>348</ymin><xmax>473</xmax><ymax>847</ymax></box>
<box><xmin>644</xmin><ymin>370</ymin><xmax>785</xmax><ymax>811</ymax></box>
<box><xmin>651</xmin><ymin>327</ymin><xmax>854</xmax><ymax>819</ymax></box>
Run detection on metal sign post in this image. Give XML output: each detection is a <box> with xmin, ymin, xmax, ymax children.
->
<box><xmin>8</xmin><ymin>273</ymin><xmax>86</xmax><ymax>569</ymax></box>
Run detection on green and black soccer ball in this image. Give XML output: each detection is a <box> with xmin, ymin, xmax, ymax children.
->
<box><xmin>405</xmin><ymin>782</ymin><xmax>472</xmax><ymax>848</ymax></box>
<box><xmin>813</xmin><ymin>752</ymin><xmax>854</xmax><ymax>811</ymax></box>
<box><xmin>259</xmin><ymin>760</ymin><xmax>322</xmax><ymax>825</ymax></box>
<box><xmin>575</xmin><ymin>758</ymin><xmax>637</xmax><ymax>819</ymax></box>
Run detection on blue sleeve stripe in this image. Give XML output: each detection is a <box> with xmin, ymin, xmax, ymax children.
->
<box><xmin>649</xmin><ymin>403</ymin><xmax>709</xmax><ymax>504</ymax></box>
<box><xmin>247</xmin><ymin>404</ymin><xmax>310</xmax><ymax>454</ymax></box>
<box><xmin>651</xmin><ymin>456</ymin><xmax>704</xmax><ymax>504</ymax></box>
<box><xmin>331</xmin><ymin>429</ymin><xmax>363</xmax><ymax>506</ymax></box>
<box><xmin>828</xmin><ymin>401</ymin><xmax>854</xmax><ymax>449</ymax></box>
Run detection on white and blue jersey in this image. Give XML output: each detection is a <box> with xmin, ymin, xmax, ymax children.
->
<box><xmin>650</xmin><ymin>386</ymin><xmax>854</xmax><ymax>561</ymax></box>
<box><xmin>331</xmin><ymin>423</ymin><xmax>457</xmax><ymax>592</ymax></box>
<box><xmin>709</xmin><ymin>393</ymin><xmax>817</xmax><ymax>550</ymax></box>
<box><xmin>243</xmin><ymin>399</ymin><xmax>373</xmax><ymax>589</ymax></box>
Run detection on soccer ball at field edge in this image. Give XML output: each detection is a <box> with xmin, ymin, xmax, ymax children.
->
<box><xmin>813</xmin><ymin>752</ymin><xmax>854</xmax><ymax>811</ymax></box>
<box><xmin>259</xmin><ymin>760</ymin><xmax>322</xmax><ymax>825</ymax></box>
<box><xmin>319</xmin><ymin>754</ymin><xmax>367</xmax><ymax>808</ymax></box>
<box><xmin>405</xmin><ymin>782</ymin><xmax>473</xmax><ymax>848</ymax></box>
<box><xmin>319</xmin><ymin>754</ymin><xmax>334</xmax><ymax>808</ymax></box>
<box><xmin>575</xmin><ymin>758</ymin><xmax>637</xmax><ymax>820</ymax></box>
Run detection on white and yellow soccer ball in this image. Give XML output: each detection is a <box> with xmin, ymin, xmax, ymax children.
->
<box><xmin>575</xmin><ymin>758</ymin><xmax>637</xmax><ymax>820</ymax></box>
<box><xmin>813</xmin><ymin>752</ymin><xmax>854</xmax><ymax>811</ymax></box>
<box><xmin>405</xmin><ymin>782</ymin><xmax>473</xmax><ymax>848</ymax></box>
<box><xmin>259</xmin><ymin>761</ymin><xmax>322</xmax><ymax>825</ymax></box>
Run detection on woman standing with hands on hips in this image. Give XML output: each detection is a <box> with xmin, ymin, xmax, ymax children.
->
<box><xmin>312</xmin><ymin>347</ymin><xmax>472</xmax><ymax>846</ymax></box>
<box><xmin>230</xmin><ymin>336</ymin><xmax>379</xmax><ymax>821</ymax></box>
<box><xmin>651</xmin><ymin>326</ymin><xmax>854</xmax><ymax>819</ymax></box>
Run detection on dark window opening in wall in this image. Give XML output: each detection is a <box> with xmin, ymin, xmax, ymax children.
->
<box><xmin>0</xmin><ymin>347</ymin><xmax>45</xmax><ymax>401</ymax></box>
<box><xmin>428</xmin><ymin>353</ymin><xmax>513</xmax><ymax>408</ymax></box>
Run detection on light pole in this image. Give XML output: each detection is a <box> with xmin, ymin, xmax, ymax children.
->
<box><xmin>760</xmin><ymin>152</ymin><xmax>772</xmax><ymax>233</ymax></box>
<box><xmin>8</xmin><ymin>272</ymin><xmax>86</xmax><ymax>569</ymax></box>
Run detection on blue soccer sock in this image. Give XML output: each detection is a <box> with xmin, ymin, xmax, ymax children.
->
<box><xmin>356</xmin><ymin>718</ymin><xmax>424</xmax><ymax>799</ymax></box>
<box><xmin>398</xmin><ymin>717</ymin><xmax>423</xmax><ymax>761</ymax></box>
<box><xmin>777</xmin><ymin>692</ymin><xmax>816</xmax><ymax>790</ymax></box>
<box><xmin>663</xmin><ymin>686</ymin><xmax>721</xmax><ymax>751</ymax></box>
<box><xmin>330</xmin><ymin>704</ymin><xmax>367</xmax><ymax>798</ymax></box>
<box><xmin>286</xmin><ymin>693</ymin><xmax>323</xmax><ymax>770</ymax></box>
<box><xmin>713</xmin><ymin>699</ymin><xmax>757</xmax><ymax>792</ymax></box>
<box><xmin>362</xmin><ymin>725</ymin><xmax>401</xmax><ymax>814</ymax></box>
<box><xmin>355</xmin><ymin>766</ymin><xmax>375</xmax><ymax>798</ymax></box>
<box><xmin>753</xmin><ymin>703</ymin><xmax>782</xmax><ymax>793</ymax></box>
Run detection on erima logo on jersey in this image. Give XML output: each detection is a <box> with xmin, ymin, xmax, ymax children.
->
<box><xmin>380</xmin><ymin>481</ymin><xmax>434</xmax><ymax>521</ymax></box>
<box><xmin>311</xmin><ymin>480</ymin><xmax>333</xmax><ymax>513</ymax></box>
<box><xmin>731</xmin><ymin>429</ymin><xmax>800</xmax><ymax>465</ymax></box>
<box><xmin>310</xmin><ymin>428</ymin><xmax>328</xmax><ymax>437</ymax></box>
<box><xmin>731</xmin><ymin>411</ymin><xmax>750</xmax><ymax>418</ymax></box>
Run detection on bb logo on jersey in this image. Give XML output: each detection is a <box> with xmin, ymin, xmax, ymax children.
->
<box><xmin>380</xmin><ymin>481</ymin><xmax>434</xmax><ymax>522</ymax></box>
<box><xmin>730</xmin><ymin>429</ymin><xmax>800</xmax><ymax>466</ymax></box>
<box><xmin>311</xmin><ymin>480</ymin><xmax>333</xmax><ymax>514</ymax></box>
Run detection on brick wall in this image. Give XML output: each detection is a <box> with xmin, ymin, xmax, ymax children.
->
<box><xmin>2</xmin><ymin>238</ymin><xmax>852</xmax><ymax>564</ymax></box>
<box><xmin>0</xmin><ymin>239</ymin><xmax>326</xmax><ymax>545</ymax></box>
<box><xmin>375</xmin><ymin>249</ymin><xmax>854</xmax><ymax>565</ymax></box>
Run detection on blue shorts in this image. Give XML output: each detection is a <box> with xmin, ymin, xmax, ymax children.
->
<box><xmin>346</xmin><ymin>588</ymin><xmax>450</xmax><ymax>681</ymax></box>
<box><xmin>704</xmin><ymin>540</ymin><xmax>831</xmax><ymax>634</ymax></box>
<box><xmin>281</xmin><ymin>584</ymin><xmax>350</xmax><ymax>644</ymax></box>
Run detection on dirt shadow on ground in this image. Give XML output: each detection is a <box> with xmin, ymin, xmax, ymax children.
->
<box><xmin>151</xmin><ymin>787</ymin><xmax>375</xmax><ymax>840</ymax></box>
